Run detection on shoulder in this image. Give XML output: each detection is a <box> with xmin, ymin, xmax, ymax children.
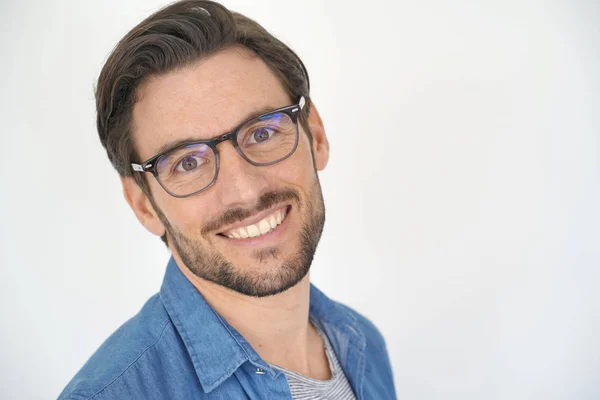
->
<box><xmin>58</xmin><ymin>294</ymin><xmax>173</xmax><ymax>400</ymax></box>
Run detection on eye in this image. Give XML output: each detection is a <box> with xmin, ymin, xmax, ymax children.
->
<box><xmin>246</xmin><ymin>126</ymin><xmax>276</xmax><ymax>145</ymax></box>
<box><xmin>174</xmin><ymin>154</ymin><xmax>205</xmax><ymax>173</ymax></box>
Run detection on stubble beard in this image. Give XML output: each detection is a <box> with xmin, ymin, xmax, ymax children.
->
<box><xmin>156</xmin><ymin>176</ymin><xmax>326</xmax><ymax>298</ymax></box>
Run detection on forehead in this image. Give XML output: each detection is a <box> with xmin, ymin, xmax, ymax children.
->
<box><xmin>132</xmin><ymin>46</ymin><xmax>291</xmax><ymax>160</ymax></box>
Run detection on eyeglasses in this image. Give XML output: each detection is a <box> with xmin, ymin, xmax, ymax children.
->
<box><xmin>131</xmin><ymin>96</ymin><xmax>306</xmax><ymax>198</ymax></box>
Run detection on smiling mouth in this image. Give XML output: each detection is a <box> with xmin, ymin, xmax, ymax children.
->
<box><xmin>217</xmin><ymin>205</ymin><xmax>291</xmax><ymax>240</ymax></box>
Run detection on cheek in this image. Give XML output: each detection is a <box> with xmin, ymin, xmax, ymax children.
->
<box><xmin>146</xmin><ymin>174</ymin><xmax>213</xmax><ymax>235</ymax></box>
<box><xmin>157</xmin><ymin>194</ymin><xmax>210</xmax><ymax>235</ymax></box>
<box><xmin>273</xmin><ymin>131</ymin><xmax>314</xmax><ymax>181</ymax></box>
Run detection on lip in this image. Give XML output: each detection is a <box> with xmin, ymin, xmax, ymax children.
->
<box><xmin>217</xmin><ymin>204</ymin><xmax>290</xmax><ymax>234</ymax></box>
<box><xmin>217</xmin><ymin>205</ymin><xmax>292</xmax><ymax>246</ymax></box>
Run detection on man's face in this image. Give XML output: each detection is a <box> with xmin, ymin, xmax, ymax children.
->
<box><xmin>130</xmin><ymin>47</ymin><xmax>327</xmax><ymax>298</ymax></box>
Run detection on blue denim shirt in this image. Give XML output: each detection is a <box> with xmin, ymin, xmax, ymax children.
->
<box><xmin>59</xmin><ymin>257</ymin><xmax>397</xmax><ymax>399</ymax></box>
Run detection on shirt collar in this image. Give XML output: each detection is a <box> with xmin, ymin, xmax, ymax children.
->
<box><xmin>159</xmin><ymin>256</ymin><xmax>365</xmax><ymax>393</ymax></box>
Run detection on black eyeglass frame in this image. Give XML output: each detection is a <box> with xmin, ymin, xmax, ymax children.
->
<box><xmin>131</xmin><ymin>96</ymin><xmax>306</xmax><ymax>198</ymax></box>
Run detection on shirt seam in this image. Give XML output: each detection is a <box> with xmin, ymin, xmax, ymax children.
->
<box><xmin>86</xmin><ymin>317</ymin><xmax>171</xmax><ymax>400</ymax></box>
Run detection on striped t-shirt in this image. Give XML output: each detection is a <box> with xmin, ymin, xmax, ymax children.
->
<box><xmin>268</xmin><ymin>321</ymin><xmax>357</xmax><ymax>399</ymax></box>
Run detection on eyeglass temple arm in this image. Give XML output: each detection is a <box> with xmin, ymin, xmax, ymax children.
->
<box><xmin>132</xmin><ymin>163</ymin><xmax>154</xmax><ymax>172</ymax></box>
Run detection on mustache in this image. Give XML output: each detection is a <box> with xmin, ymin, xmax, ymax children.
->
<box><xmin>202</xmin><ymin>189</ymin><xmax>300</xmax><ymax>235</ymax></box>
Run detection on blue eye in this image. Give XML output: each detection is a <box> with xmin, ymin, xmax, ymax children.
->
<box><xmin>246</xmin><ymin>127</ymin><xmax>275</xmax><ymax>145</ymax></box>
<box><xmin>175</xmin><ymin>154</ymin><xmax>205</xmax><ymax>173</ymax></box>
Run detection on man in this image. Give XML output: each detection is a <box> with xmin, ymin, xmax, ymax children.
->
<box><xmin>59</xmin><ymin>1</ymin><xmax>396</xmax><ymax>399</ymax></box>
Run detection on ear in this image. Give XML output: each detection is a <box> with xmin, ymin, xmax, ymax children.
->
<box><xmin>120</xmin><ymin>176</ymin><xmax>166</xmax><ymax>238</ymax></box>
<box><xmin>306</xmin><ymin>102</ymin><xmax>329</xmax><ymax>171</ymax></box>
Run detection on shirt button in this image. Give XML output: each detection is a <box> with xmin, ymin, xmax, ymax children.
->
<box><xmin>255</xmin><ymin>367</ymin><xmax>266</xmax><ymax>375</ymax></box>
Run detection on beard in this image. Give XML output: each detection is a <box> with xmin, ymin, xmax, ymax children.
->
<box><xmin>152</xmin><ymin>175</ymin><xmax>326</xmax><ymax>298</ymax></box>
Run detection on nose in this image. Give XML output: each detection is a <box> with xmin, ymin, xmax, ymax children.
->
<box><xmin>213</xmin><ymin>140</ymin><xmax>269</xmax><ymax>209</ymax></box>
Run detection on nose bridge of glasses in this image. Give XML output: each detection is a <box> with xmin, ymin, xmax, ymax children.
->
<box><xmin>215</xmin><ymin>132</ymin><xmax>269</xmax><ymax>197</ymax></box>
<box><xmin>212</xmin><ymin>130</ymin><xmax>249</xmax><ymax>164</ymax></box>
<box><xmin>213</xmin><ymin>131</ymin><xmax>236</xmax><ymax>147</ymax></box>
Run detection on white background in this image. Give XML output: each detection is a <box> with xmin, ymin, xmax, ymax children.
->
<box><xmin>1</xmin><ymin>0</ymin><xmax>599</xmax><ymax>399</ymax></box>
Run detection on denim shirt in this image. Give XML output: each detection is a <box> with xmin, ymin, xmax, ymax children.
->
<box><xmin>59</xmin><ymin>257</ymin><xmax>397</xmax><ymax>399</ymax></box>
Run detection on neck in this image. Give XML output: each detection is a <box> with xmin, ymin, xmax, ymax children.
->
<box><xmin>174</xmin><ymin>253</ymin><xmax>329</xmax><ymax>378</ymax></box>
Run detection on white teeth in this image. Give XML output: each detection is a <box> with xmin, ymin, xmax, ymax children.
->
<box><xmin>247</xmin><ymin>224</ymin><xmax>260</xmax><ymax>238</ymax></box>
<box><xmin>259</xmin><ymin>219</ymin><xmax>271</xmax><ymax>235</ymax></box>
<box><xmin>269</xmin><ymin>215</ymin><xmax>277</xmax><ymax>229</ymax></box>
<box><xmin>222</xmin><ymin>207</ymin><xmax>288</xmax><ymax>239</ymax></box>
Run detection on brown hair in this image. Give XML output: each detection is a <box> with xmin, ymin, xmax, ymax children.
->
<box><xmin>95</xmin><ymin>0</ymin><xmax>311</xmax><ymax>246</ymax></box>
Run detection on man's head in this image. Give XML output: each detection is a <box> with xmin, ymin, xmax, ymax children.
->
<box><xmin>95</xmin><ymin>0</ymin><xmax>330</xmax><ymax>297</ymax></box>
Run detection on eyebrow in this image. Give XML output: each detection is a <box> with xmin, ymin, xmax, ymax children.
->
<box><xmin>148</xmin><ymin>104</ymin><xmax>281</xmax><ymax>159</ymax></box>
